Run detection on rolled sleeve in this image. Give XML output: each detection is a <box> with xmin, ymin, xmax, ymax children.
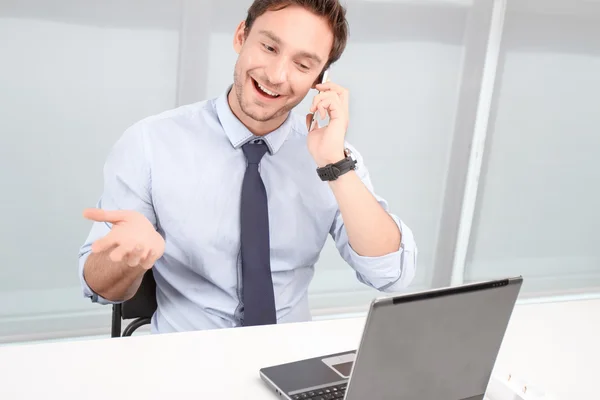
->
<box><xmin>345</xmin><ymin>215</ymin><xmax>417</xmax><ymax>292</ymax></box>
<box><xmin>329</xmin><ymin>142</ymin><xmax>418</xmax><ymax>292</ymax></box>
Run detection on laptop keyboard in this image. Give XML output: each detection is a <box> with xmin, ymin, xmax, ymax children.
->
<box><xmin>290</xmin><ymin>383</ymin><xmax>346</xmax><ymax>400</ymax></box>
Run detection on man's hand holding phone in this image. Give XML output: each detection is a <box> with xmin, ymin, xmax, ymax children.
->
<box><xmin>83</xmin><ymin>208</ymin><xmax>165</xmax><ymax>270</ymax></box>
<box><xmin>305</xmin><ymin>76</ymin><xmax>350</xmax><ymax>168</ymax></box>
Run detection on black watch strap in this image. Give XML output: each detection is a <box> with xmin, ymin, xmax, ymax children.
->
<box><xmin>316</xmin><ymin>153</ymin><xmax>357</xmax><ymax>181</ymax></box>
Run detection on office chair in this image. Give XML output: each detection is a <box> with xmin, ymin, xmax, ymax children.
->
<box><xmin>111</xmin><ymin>270</ymin><xmax>157</xmax><ymax>337</ymax></box>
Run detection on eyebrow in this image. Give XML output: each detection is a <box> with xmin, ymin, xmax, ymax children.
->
<box><xmin>258</xmin><ymin>30</ymin><xmax>323</xmax><ymax>64</ymax></box>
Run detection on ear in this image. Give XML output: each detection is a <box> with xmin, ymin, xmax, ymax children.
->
<box><xmin>233</xmin><ymin>21</ymin><xmax>247</xmax><ymax>54</ymax></box>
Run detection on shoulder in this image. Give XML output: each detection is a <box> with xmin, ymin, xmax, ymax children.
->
<box><xmin>106</xmin><ymin>98</ymin><xmax>219</xmax><ymax>162</ymax></box>
<box><xmin>114</xmin><ymin>97</ymin><xmax>221</xmax><ymax>149</ymax></box>
<box><xmin>130</xmin><ymin>98</ymin><xmax>217</xmax><ymax>135</ymax></box>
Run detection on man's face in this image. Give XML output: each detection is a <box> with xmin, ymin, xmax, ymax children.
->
<box><xmin>232</xmin><ymin>5</ymin><xmax>334</xmax><ymax>123</ymax></box>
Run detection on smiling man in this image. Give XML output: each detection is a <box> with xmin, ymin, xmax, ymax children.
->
<box><xmin>78</xmin><ymin>0</ymin><xmax>417</xmax><ymax>333</ymax></box>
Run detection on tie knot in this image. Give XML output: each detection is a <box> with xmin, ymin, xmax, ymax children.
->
<box><xmin>242</xmin><ymin>141</ymin><xmax>269</xmax><ymax>164</ymax></box>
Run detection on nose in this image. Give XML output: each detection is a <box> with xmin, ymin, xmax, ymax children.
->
<box><xmin>264</xmin><ymin>57</ymin><xmax>288</xmax><ymax>85</ymax></box>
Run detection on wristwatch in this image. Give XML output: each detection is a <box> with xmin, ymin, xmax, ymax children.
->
<box><xmin>316</xmin><ymin>148</ymin><xmax>357</xmax><ymax>181</ymax></box>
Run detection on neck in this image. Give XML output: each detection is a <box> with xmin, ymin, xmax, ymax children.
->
<box><xmin>227</xmin><ymin>87</ymin><xmax>288</xmax><ymax>136</ymax></box>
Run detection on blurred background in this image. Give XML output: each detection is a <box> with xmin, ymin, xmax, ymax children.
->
<box><xmin>0</xmin><ymin>0</ymin><xmax>598</xmax><ymax>344</ymax></box>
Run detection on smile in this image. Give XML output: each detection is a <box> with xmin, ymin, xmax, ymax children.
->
<box><xmin>252</xmin><ymin>78</ymin><xmax>280</xmax><ymax>98</ymax></box>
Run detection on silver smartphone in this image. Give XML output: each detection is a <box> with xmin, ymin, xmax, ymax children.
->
<box><xmin>309</xmin><ymin>68</ymin><xmax>330</xmax><ymax>131</ymax></box>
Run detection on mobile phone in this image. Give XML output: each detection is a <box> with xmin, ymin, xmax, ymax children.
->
<box><xmin>309</xmin><ymin>68</ymin><xmax>330</xmax><ymax>131</ymax></box>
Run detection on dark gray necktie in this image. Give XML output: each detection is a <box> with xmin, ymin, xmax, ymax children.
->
<box><xmin>240</xmin><ymin>141</ymin><xmax>277</xmax><ymax>326</ymax></box>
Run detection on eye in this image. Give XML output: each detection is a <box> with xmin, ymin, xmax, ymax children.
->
<box><xmin>262</xmin><ymin>43</ymin><xmax>275</xmax><ymax>52</ymax></box>
<box><xmin>296</xmin><ymin>62</ymin><xmax>310</xmax><ymax>71</ymax></box>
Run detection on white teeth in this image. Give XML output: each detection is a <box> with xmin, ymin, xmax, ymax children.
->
<box><xmin>257</xmin><ymin>82</ymin><xmax>279</xmax><ymax>97</ymax></box>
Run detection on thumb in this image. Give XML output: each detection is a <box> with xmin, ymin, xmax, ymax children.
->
<box><xmin>83</xmin><ymin>208</ymin><xmax>128</xmax><ymax>224</ymax></box>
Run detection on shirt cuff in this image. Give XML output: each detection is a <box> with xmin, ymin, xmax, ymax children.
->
<box><xmin>347</xmin><ymin>215</ymin><xmax>417</xmax><ymax>292</ymax></box>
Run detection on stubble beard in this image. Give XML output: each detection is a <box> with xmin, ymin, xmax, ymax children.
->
<box><xmin>233</xmin><ymin>67</ymin><xmax>297</xmax><ymax>123</ymax></box>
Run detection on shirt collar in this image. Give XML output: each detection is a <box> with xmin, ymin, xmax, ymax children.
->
<box><xmin>215</xmin><ymin>85</ymin><xmax>294</xmax><ymax>154</ymax></box>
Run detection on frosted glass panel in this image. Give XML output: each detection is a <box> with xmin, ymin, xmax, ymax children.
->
<box><xmin>0</xmin><ymin>1</ymin><xmax>181</xmax><ymax>341</ymax></box>
<box><xmin>464</xmin><ymin>1</ymin><xmax>600</xmax><ymax>295</ymax></box>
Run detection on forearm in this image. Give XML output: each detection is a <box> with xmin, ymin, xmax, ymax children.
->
<box><xmin>83</xmin><ymin>251</ymin><xmax>146</xmax><ymax>302</ymax></box>
<box><xmin>329</xmin><ymin>171</ymin><xmax>401</xmax><ymax>257</ymax></box>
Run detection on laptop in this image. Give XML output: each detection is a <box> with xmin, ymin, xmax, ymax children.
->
<box><xmin>259</xmin><ymin>276</ymin><xmax>523</xmax><ymax>400</ymax></box>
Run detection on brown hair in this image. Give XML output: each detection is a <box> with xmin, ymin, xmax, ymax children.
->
<box><xmin>244</xmin><ymin>0</ymin><xmax>349</xmax><ymax>79</ymax></box>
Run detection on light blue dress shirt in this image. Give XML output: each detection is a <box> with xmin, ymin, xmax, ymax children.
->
<box><xmin>78</xmin><ymin>86</ymin><xmax>417</xmax><ymax>334</ymax></box>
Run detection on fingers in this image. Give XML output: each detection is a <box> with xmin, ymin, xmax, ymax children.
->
<box><xmin>310</xmin><ymin>92</ymin><xmax>339</xmax><ymax>115</ymax></box>
<box><xmin>108</xmin><ymin>243</ymin><xmax>130</xmax><ymax>263</ymax></box>
<box><xmin>315</xmin><ymin>82</ymin><xmax>348</xmax><ymax>98</ymax></box>
<box><xmin>318</xmin><ymin>102</ymin><xmax>327</xmax><ymax>120</ymax></box>
<box><xmin>100</xmin><ymin>232</ymin><xmax>161</xmax><ymax>268</ymax></box>
<box><xmin>83</xmin><ymin>208</ymin><xmax>129</xmax><ymax>224</ymax></box>
<box><xmin>315</xmin><ymin>81</ymin><xmax>347</xmax><ymax>93</ymax></box>
<box><xmin>108</xmin><ymin>242</ymin><xmax>151</xmax><ymax>267</ymax></box>
<box><xmin>91</xmin><ymin>229</ymin><xmax>146</xmax><ymax>265</ymax></box>
<box><xmin>307</xmin><ymin>92</ymin><xmax>332</xmax><ymax>131</ymax></box>
<box><xmin>124</xmin><ymin>244</ymin><xmax>145</xmax><ymax>267</ymax></box>
<box><xmin>91</xmin><ymin>230</ymin><xmax>121</xmax><ymax>253</ymax></box>
<box><xmin>309</xmin><ymin>92</ymin><xmax>329</xmax><ymax>112</ymax></box>
<box><xmin>139</xmin><ymin>250</ymin><xmax>157</xmax><ymax>270</ymax></box>
<box><xmin>310</xmin><ymin>91</ymin><xmax>344</xmax><ymax>121</ymax></box>
<box><xmin>315</xmin><ymin>82</ymin><xmax>349</xmax><ymax>109</ymax></box>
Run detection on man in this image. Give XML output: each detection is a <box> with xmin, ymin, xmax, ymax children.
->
<box><xmin>78</xmin><ymin>0</ymin><xmax>417</xmax><ymax>333</ymax></box>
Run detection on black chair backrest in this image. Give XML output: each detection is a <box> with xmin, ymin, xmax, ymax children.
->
<box><xmin>122</xmin><ymin>270</ymin><xmax>157</xmax><ymax>320</ymax></box>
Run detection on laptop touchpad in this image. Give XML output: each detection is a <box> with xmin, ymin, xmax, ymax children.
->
<box><xmin>321</xmin><ymin>353</ymin><xmax>355</xmax><ymax>378</ymax></box>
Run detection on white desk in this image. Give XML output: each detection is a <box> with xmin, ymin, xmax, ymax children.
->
<box><xmin>0</xmin><ymin>299</ymin><xmax>598</xmax><ymax>399</ymax></box>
